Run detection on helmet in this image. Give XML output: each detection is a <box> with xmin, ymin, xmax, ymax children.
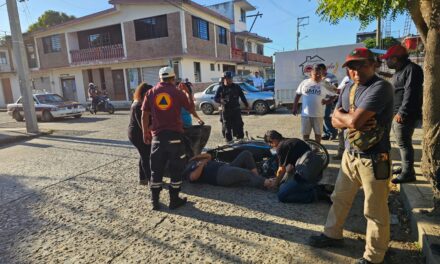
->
<box><xmin>88</xmin><ymin>83</ymin><xmax>95</xmax><ymax>88</ymax></box>
<box><xmin>159</xmin><ymin>67</ymin><xmax>176</xmax><ymax>78</ymax></box>
<box><xmin>223</xmin><ymin>71</ymin><xmax>233</xmax><ymax>79</ymax></box>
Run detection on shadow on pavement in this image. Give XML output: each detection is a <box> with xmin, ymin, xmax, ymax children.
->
<box><xmin>41</xmin><ymin>134</ymin><xmax>132</xmax><ymax>149</ymax></box>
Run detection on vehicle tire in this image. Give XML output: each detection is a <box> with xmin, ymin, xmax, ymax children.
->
<box><xmin>12</xmin><ymin>110</ymin><xmax>24</xmax><ymax>122</ymax></box>
<box><xmin>305</xmin><ymin>139</ymin><xmax>330</xmax><ymax>170</ymax></box>
<box><xmin>107</xmin><ymin>104</ymin><xmax>115</xmax><ymax>114</ymax></box>
<box><xmin>74</xmin><ymin>114</ymin><xmax>82</xmax><ymax>118</ymax></box>
<box><xmin>42</xmin><ymin>110</ymin><xmax>53</xmax><ymax>122</ymax></box>
<box><xmin>253</xmin><ymin>100</ymin><xmax>269</xmax><ymax>115</ymax></box>
<box><xmin>201</xmin><ymin>103</ymin><xmax>214</xmax><ymax>115</ymax></box>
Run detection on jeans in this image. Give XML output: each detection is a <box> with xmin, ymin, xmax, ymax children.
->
<box><xmin>277</xmin><ymin>177</ymin><xmax>317</xmax><ymax>203</ymax></box>
<box><xmin>392</xmin><ymin>118</ymin><xmax>418</xmax><ymax>176</ymax></box>
<box><xmin>323</xmin><ymin>103</ymin><xmax>337</xmax><ymax>137</ymax></box>
<box><xmin>128</xmin><ymin>132</ymin><xmax>151</xmax><ymax>182</ymax></box>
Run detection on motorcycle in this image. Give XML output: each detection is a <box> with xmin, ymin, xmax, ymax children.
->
<box><xmin>91</xmin><ymin>96</ymin><xmax>115</xmax><ymax>114</ymax></box>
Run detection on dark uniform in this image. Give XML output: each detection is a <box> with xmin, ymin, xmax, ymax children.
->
<box><xmin>142</xmin><ymin>81</ymin><xmax>191</xmax><ymax>210</ymax></box>
<box><xmin>214</xmin><ymin>74</ymin><xmax>249</xmax><ymax>142</ymax></box>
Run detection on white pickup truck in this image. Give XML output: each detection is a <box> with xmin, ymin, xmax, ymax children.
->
<box><xmin>274</xmin><ymin>43</ymin><xmax>365</xmax><ymax>107</ymax></box>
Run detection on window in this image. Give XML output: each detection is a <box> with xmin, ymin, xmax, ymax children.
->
<box><xmin>26</xmin><ymin>44</ymin><xmax>37</xmax><ymax>68</ymax></box>
<box><xmin>210</xmin><ymin>63</ymin><xmax>215</xmax><ymax>71</ymax></box>
<box><xmin>236</xmin><ymin>38</ymin><xmax>244</xmax><ymax>50</ymax></box>
<box><xmin>217</xmin><ymin>64</ymin><xmax>220</xmax><ymax>71</ymax></box>
<box><xmin>134</xmin><ymin>15</ymin><xmax>168</xmax><ymax>41</ymax></box>
<box><xmin>206</xmin><ymin>84</ymin><xmax>219</xmax><ymax>94</ymax></box>
<box><xmin>42</xmin><ymin>35</ymin><xmax>61</xmax><ymax>53</ymax></box>
<box><xmin>192</xmin><ymin>16</ymin><xmax>209</xmax><ymax>40</ymax></box>
<box><xmin>217</xmin><ymin>26</ymin><xmax>227</xmax><ymax>45</ymax></box>
<box><xmin>257</xmin><ymin>44</ymin><xmax>264</xmax><ymax>55</ymax></box>
<box><xmin>194</xmin><ymin>62</ymin><xmax>201</xmax><ymax>82</ymax></box>
<box><xmin>240</xmin><ymin>8</ymin><xmax>246</xmax><ymax>22</ymax></box>
<box><xmin>0</xmin><ymin>52</ymin><xmax>7</xmax><ymax>64</ymax></box>
<box><xmin>88</xmin><ymin>33</ymin><xmax>111</xmax><ymax>48</ymax></box>
<box><xmin>247</xmin><ymin>41</ymin><xmax>252</xmax><ymax>53</ymax></box>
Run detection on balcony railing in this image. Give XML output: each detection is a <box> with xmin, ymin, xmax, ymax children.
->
<box><xmin>245</xmin><ymin>52</ymin><xmax>273</xmax><ymax>65</ymax></box>
<box><xmin>0</xmin><ymin>64</ymin><xmax>13</xmax><ymax>73</ymax></box>
<box><xmin>231</xmin><ymin>48</ymin><xmax>244</xmax><ymax>61</ymax></box>
<box><xmin>70</xmin><ymin>44</ymin><xmax>124</xmax><ymax>64</ymax></box>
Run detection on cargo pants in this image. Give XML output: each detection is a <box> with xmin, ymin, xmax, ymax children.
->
<box><xmin>324</xmin><ymin>150</ymin><xmax>391</xmax><ymax>263</ymax></box>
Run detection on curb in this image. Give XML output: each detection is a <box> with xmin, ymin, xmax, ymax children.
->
<box><xmin>0</xmin><ymin>130</ymin><xmax>53</xmax><ymax>147</ymax></box>
<box><xmin>399</xmin><ymin>177</ymin><xmax>440</xmax><ymax>264</ymax></box>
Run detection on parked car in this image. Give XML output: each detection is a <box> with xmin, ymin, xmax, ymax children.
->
<box><xmin>7</xmin><ymin>93</ymin><xmax>86</xmax><ymax>122</ymax></box>
<box><xmin>194</xmin><ymin>82</ymin><xmax>275</xmax><ymax>115</ymax></box>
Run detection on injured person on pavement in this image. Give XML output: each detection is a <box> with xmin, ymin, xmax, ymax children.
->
<box><xmin>182</xmin><ymin>150</ymin><xmax>276</xmax><ymax>189</ymax></box>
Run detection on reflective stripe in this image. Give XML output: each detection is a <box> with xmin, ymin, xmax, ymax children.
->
<box><xmin>180</xmin><ymin>154</ymin><xmax>186</xmax><ymax>159</ymax></box>
<box><xmin>169</xmin><ymin>140</ymin><xmax>181</xmax><ymax>144</ymax></box>
<box><xmin>171</xmin><ymin>181</ymin><xmax>182</xmax><ymax>185</ymax></box>
<box><xmin>170</xmin><ymin>185</ymin><xmax>181</xmax><ymax>189</ymax></box>
<box><xmin>152</xmin><ymin>140</ymin><xmax>160</xmax><ymax>144</ymax></box>
<box><xmin>150</xmin><ymin>182</ymin><xmax>163</xmax><ymax>187</ymax></box>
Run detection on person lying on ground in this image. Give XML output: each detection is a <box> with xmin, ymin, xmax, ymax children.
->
<box><xmin>182</xmin><ymin>150</ymin><xmax>275</xmax><ymax>189</ymax></box>
<box><xmin>264</xmin><ymin>130</ymin><xmax>332</xmax><ymax>203</ymax></box>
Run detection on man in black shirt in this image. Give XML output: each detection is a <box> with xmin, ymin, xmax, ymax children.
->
<box><xmin>214</xmin><ymin>71</ymin><xmax>250</xmax><ymax>142</ymax></box>
<box><xmin>381</xmin><ymin>45</ymin><xmax>423</xmax><ymax>184</ymax></box>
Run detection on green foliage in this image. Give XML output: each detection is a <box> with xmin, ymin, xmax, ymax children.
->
<box><xmin>316</xmin><ymin>0</ymin><xmax>407</xmax><ymax>28</ymax></box>
<box><xmin>382</xmin><ymin>36</ymin><xmax>400</xmax><ymax>48</ymax></box>
<box><xmin>363</xmin><ymin>37</ymin><xmax>376</xmax><ymax>48</ymax></box>
<box><xmin>28</xmin><ymin>10</ymin><xmax>76</xmax><ymax>32</ymax></box>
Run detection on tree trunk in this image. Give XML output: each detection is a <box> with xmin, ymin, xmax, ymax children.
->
<box><xmin>420</xmin><ymin>0</ymin><xmax>440</xmax><ymax>214</ymax></box>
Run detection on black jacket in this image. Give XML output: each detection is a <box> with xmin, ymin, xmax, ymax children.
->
<box><xmin>214</xmin><ymin>83</ymin><xmax>249</xmax><ymax>111</ymax></box>
<box><xmin>392</xmin><ymin>60</ymin><xmax>423</xmax><ymax>119</ymax></box>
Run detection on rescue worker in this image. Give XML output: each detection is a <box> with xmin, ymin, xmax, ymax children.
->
<box><xmin>309</xmin><ymin>48</ymin><xmax>394</xmax><ymax>264</ymax></box>
<box><xmin>214</xmin><ymin>71</ymin><xmax>250</xmax><ymax>142</ymax></box>
<box><xmin>88</xmin><ymin>82</ymin><xmax>98</xmax><ymax>114</ymax></box>
<box><xmin>141</xmin><ymin>67</ymin><xmax>196</xmax><ymax>210</ymax></box>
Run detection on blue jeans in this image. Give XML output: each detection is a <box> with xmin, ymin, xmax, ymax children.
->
<box><xmin>323</xmin><ymin>103</ymin><xmax>337</xmax><ymax>137</ymax></box>
<box><xmin>392</xmin><ymin>118</ymin><xmax>418</xmax><ymax>176</ymax></box>
<box><xmin>278</xmin><ymin>178</ymin><xmax>317</xmax><ymax>203</ymax></box>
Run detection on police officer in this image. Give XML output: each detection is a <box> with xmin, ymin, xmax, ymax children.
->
<box><xmin>88</xmin><ymin>83</ymin><xmax>98</xmax><ymax>114</ymax></box>
<box><xmin>309</xmin><ymin>48</ymin><xmax>394</xmax><ymax>264</ymax></box>
<box><xmin>214</xmin><ymin>71</ymin><xmax>249</xmax><ymax>142</ymax></box>
<box><xmin>141</xmin><ymin>67</ymin><xmax>195</xmax><ymax>210</ymax></box>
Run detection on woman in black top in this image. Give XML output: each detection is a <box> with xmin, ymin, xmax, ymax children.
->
<box><xmin>183</xmin><ymin>150</ymin><xmax>275</xmax><ymax>188</ymax></box>
<box><xmin>128</xmin><ymin>82</ymin><xmax>153</xmax><ymax>185</ymax></box>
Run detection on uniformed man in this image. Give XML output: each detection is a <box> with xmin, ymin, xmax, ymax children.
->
<box><xmin>141</xmin><ymin>67</ymin><xmax>194</xmax><ymax>210</ymax></box>
<box><xmin>309</xmin><ymin>48</ymin><xmax>394</xmax><ymax>264</ymax></box>
<box><xmin>88</xmin><ymin>82</ymin><xmax>98</xmax><ymax>114</ymax></box>
<box><xmin>214</xmin><ymin>71</ymin><xmax>249</xmax><ymax>142</ymax></box>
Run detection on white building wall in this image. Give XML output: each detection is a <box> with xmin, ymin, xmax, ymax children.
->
<box><xmin>233</xmin><ymin>5</ymin><xmax>247</xmax><ymax>32</ymax></box>
<box><xmin>180</xmin><ymin>58</ymin><xmax>226</xmax><ymax>83</ymax></box>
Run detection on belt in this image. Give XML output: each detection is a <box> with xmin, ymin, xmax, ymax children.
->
<box><xmin>348</xmin><ymin>150</ymin><xmax>390</xmax><ymax>161</ymax></box>
<box><xmin>152</xmin><ymin>140</ymin><xmax>181</xmax><ymax>144</ymax></box>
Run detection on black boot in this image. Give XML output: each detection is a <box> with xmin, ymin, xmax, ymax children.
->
<box><xmin>169</xmin><ymin>187</ymin><xmax>187</xmax><ymax>210</ymax></box>
<box><xmin>151</xmin><ymin>188</ymin><xmax>161</xmax><ymax>211</ymax></box>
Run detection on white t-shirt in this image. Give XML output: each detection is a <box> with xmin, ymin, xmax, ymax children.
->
<box><xmin>337</xmin><ymin>76</ymin><xmax>353</xmax><ymax>90</ymax></box>
<box><xmin>296</xmin><ymin>79</ymin><xmax>336</xmax><ymax>117</ymax></box>
<box><xmin>252</xmin><ymin>76</ymin><xmax>264</xmax><ymax>88</ymax></box>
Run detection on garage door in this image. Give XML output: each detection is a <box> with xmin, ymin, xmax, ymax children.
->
<box><xmin>141</xmin><ymin>66</ymin><xmax>165</xmax><ymax>86</ymax></box>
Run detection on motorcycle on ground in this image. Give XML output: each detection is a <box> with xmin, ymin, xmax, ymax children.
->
<box><xmin>90</xmin><ymin>96</ymin><xmax>115</xmax><ymax>114</ymax></box>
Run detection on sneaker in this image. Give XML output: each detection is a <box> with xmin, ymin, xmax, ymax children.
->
<box><xmin>391</xmin><ymin>174</ymin><xmax>416</xmax><ymax>184</ymax></box>
<box><xmin>330</xmin><ymin>134</ymin><xmax>338</xmax><ymax>140</ymax></box>
<box><xmin>308</xmin><ymin>234</ymin><xmax>344</xmax><ymax>248</ymax></box>
<box><xmin>392</xmin><ymin>167</ymin><xmax>402</xmax><ymax>175</ymax></box>
<box><xmin>322</xmin><ymin>135</ymin><xmax>330</xmax><ymax>140</ymax></box>
<box><xmin>355</xmin><ymin>257</ymin><xmax>383</xmax><ymax>264</ymax></box>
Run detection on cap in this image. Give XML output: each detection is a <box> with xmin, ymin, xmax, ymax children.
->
<box><xmin>380</xmin><ymin>45</ymin><xmax>408</xmax><ymax>59</ymax></box>
<box><xmin>342</xmin><ymin>48</ymin><xmax>376</xmax><ymax>67</ymax></box>
<box><xmin>88</xmin><ymin>83</ymin><xmax>95</xmax><ymax>87</ymax></box>
<box><xmin>223</xmin><ymin>71</ymin><xmax>233</xmax><ymax>79</ymax></box>
<box><xmin>159</xmin><ymin>67</ymin><xmax>176</xmax><ymax>78</ymax></box>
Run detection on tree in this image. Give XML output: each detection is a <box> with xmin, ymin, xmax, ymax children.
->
<box><xmin>28</xmin><ymin>10</ymin><xmax>76</xmax><ymax>32</ymax></box>
<box><xmin>363</xmin><ymin>37</ymin><xmax>377</xmax><ymax>48</ymax></box>
<box><xmin>316</xmin><ymin>0</ymin><xmax>440</xmax><ymax>212</ymax></box>
<box><xmin>363</xmin><ymin>37</ymin><xmax>400</xmax><ymax>49</ymax></box>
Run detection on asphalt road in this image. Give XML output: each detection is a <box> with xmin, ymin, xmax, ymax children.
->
<box><xmin>0</xmin><ymin>110</ymin><xmax>423</xmax><ymax>263</ymax></box>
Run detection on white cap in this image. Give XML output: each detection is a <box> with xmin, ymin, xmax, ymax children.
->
<box><xmin>88</xmin><ymin>82</ymin><xmax>95</xmax><ymax>87</ymax></box>
<box><xmin>159</xmin><ymin>67</ymin><xmax>175</xmax><ymax>78</ymax></box>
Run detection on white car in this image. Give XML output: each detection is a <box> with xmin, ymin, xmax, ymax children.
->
<box><xmin>7</xmin><ymin>93</ymin><xmax>86</xmax><ymax>122</ymax></box>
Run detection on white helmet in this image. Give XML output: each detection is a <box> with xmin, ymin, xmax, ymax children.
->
<box><xmin>159</xmin><ymin>67</ymin><xmax>175</xmax><ymax>78</ymax></box>
<box><xmin>88</xmin><ymin>83</ymin><xmax>95</xmax><ymax>88</ymax></box>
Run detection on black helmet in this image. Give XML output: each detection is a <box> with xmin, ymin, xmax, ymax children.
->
<box><xmin>223</xmin><ymin>71</ymin><xmax>233</xmax><ymax>79</ymax></box>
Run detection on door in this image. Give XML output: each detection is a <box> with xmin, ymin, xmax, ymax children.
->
<box><xmin>1</xmin><ymin>78</ymin><xmax>14</xmax><ymax>104</ymax></box>
<box><xmin>61</xmin><ymin>77</ymin><xmax>78</xmax><ymax>101</ymax></box>
<box><xmin>112</xmin><ymin>69</ymin><xmax>126</xmax><ymax>100</ymax></box>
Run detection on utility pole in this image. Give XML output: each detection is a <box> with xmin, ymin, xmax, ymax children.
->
<box><xmin>6</xmin><ymin>0</ymin><xmax>39</xmax><ymax>133</ymax></box>
<box><xmin>247</xmin><ymin>12</ymin><xmax>263</xmax><ymax>33</ymax></box>
<box><xmin>376</xmin><ymin>17</ymin><xmax>382</xmax><ymax>49</ymax></box>
<box><xmin>296</xmin><ymin>16</ymin><xmax>309</xmax><ymax>50</ymax></box>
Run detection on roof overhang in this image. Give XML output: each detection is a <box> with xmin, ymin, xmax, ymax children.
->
<box><xmin>234</xmin><ymin>0</ymin><xmax>256</xmax><ymax>11</ymax></box>
<box><xmin>234</xmin><ymin>31</ymin><xmax>272</xmax><ymax>43</ymax></box>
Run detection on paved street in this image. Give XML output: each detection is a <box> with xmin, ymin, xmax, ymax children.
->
<box><xmin>0</xmin><ymin>110</ymin><xmax>423</xmax><ymax>263</ymax></box>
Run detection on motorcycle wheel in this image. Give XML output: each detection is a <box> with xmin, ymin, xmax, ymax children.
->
<box><xmin>108</xmin><ymin>104</ymin><xmax>115</xmax><ymax>114</ymax></box>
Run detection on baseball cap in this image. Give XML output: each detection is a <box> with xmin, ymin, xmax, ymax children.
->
<box><xmin>223</xmin><ymin>71</ymin><xmax>233</xmax><ymax>79</ymax></box>
<box><xmin>380</xmin><ymin>45</ymin><xmax>408</xmax><ymax>59</ymax></box>
<box><xmin>342</xmin><ymin>48</ymin><xmax>376</xmax><ymax>67</ymax></box>
<box><xmin>159</xmin><ymin>67</ymin><xmax>175</xmax><ymax>78</ymax></box>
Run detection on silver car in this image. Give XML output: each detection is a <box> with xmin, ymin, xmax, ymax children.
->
<box><xmin>194</xmin><ymin>82</ymin><xmax>275</xmax><ymax>115</ymax></box>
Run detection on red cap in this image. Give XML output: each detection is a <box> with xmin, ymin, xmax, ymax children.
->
<box><xmin>380</xmin><ymin>45</ymin><xmax>408</xmax><ymax>59</ymax></box>
<box><xmin>342</xmin><ymin>48</ymin><xmax>375</xmax><ymax>67</ymax></box>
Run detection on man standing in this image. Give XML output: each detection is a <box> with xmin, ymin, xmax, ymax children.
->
<box><xmin>381</xmin><ymin>45</ymin><xmax>423</xmax><ymax>184</ymax></box>
<box><xmin>141</xmin><ymin>67</ymin><xmax>193</xmax><ymax>210</ymax></box>
<box><xmin>292</xmin><ymin>65</ymin><xmax>336</xmax><ymax>144</ymax></box>
<box><xmin>317</xmin><ymin>63</ymin><xmax>339</xmax><ymax>140</ymax></box>
<box><xmin>215</xmin><ymin>71</ymin><xmax>250</xmax><ymax>142</ymax></box>
<box><xmin>309</xmin><ymin>48</ymin><xmax>394</xmax><ymax>264</ymax></box>
<box><xmin>252</xmin><ymin>71</ymin><xmax>265</xmax><ymax>91</ymax></box>
<box><xmin>88</xmin><ymin>82</ymin><xmax>98</xmax><ymax>114</ymax></box>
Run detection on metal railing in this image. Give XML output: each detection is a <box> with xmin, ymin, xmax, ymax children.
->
<box><xmin>70</xmin><ymin>44</ymin><xmax>124</xmax><ymax>64</ymax></box>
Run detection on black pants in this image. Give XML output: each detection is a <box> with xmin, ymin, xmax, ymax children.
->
<box><xmin>222</xmin><ymin>108</ymin><xmax>244</xmax><ymax>142</ymax></box>
<box><xmin>128</xmin><ymin>132</ymin><xmax>151</xmax><ymax>182</ymax></box>
<box><xmin>150</xmin><ymin>131</ymin><xmax>186</xmax><ymax>190</ymax></box>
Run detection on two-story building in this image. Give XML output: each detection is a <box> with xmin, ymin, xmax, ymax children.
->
<box><xmin>0</xmin><ymin>41</ymin><xmax>20</xmax><ymax>107</ymax></box>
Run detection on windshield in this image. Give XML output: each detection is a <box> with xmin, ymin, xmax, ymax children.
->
<box><xmin>239</xmin><ymin>82</ymin><xmax>260</xmax><ymax>93</ymax></box>
<box><xmin>36</xmin><ymin>94</ymin><xmax>65</xmax><ymax>104</ymax></box>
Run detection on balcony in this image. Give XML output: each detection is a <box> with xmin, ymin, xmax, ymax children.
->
<box><xmin>231</xmin><ymin>48</ymin><xmax>244</xmax><ymax>61</ymax></box>
<box><xmin>70</xmin><ymin>44</ymin><xmax>124</xmax><ymax>64</ymax></box>
<box><xmin>244</xmin><ymin>52</ymin><xmax>273</xmax><ymax>65</ymax></box>
<box><xmin>0</xmin><ymin>64</ymin><xmax>13</xmax><ymax>73</ymax></box>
